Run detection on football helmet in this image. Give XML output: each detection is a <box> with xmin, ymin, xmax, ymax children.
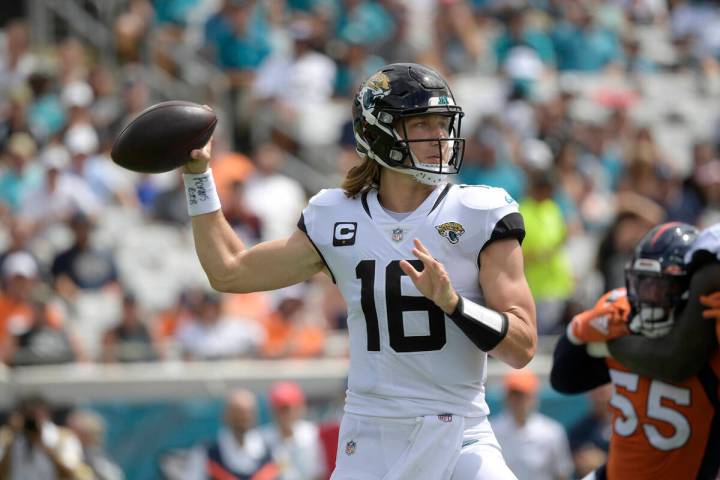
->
<box><xmin>352</xmin><ymin>63</ymin><xmax>465</xmax><ymax>186</ymax></box>
<box><xmin>625</xmin><ymin>222</ymin><xmax>699</xmax><ymax>338</ymax></box>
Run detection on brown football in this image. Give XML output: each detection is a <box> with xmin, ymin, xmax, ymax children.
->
<box><xmin>111</xmin><ymin>101</ymin><xmax>217</xmax><ymax>173</ymax></box>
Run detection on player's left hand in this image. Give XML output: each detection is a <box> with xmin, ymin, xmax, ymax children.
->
<box><xmin>400</xmin><ymin>238</ymin><xmax>458</xmax><ymax>314</ymax></box>
<box><xmin>567</xmin><ymin>291</ymin><xmax>631</xmax><ymax>345</ymax></box>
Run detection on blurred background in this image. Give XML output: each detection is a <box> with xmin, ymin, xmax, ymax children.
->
<box><xmin>0</xmin><ymin>0</ymin><xmax>719</xmax><ymax>478</ymax></box>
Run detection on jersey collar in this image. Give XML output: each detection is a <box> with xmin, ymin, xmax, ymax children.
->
<box><xmin>361</xmin><ymin>183</ymin><xmax>451</xmax><ymax>224</ymax></box>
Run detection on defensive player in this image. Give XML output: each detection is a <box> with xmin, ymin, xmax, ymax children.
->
<box><xmin>551</xmin><ymin>222</ymin><xmax>720</xmax><ymax>479</ymax></box>
<box><xmin>183</xmin><ymin>63</ymin><xmax>536</xmax><ymax>479</ymax></box>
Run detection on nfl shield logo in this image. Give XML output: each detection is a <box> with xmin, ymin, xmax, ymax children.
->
<box><xmin>392</xmin><ymin>228</ymin><xmax>403</xmax><ymax>242</ymax></box>
<box><xmin>345</xmin><ymin>440</ymin><xmax>356</xmax><ymax>455</ymax></box>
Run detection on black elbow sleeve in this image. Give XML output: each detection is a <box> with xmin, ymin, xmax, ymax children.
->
<box><xmin>551</xmin><ymin>335</ymin><xmax>611</xmax><ymax>394</ymax></box>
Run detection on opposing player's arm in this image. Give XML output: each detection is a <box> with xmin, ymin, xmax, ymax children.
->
<box><xmin>607</xmin><ymin>262</ymin><xmax>720</xmax><ymax>383</ymax></box>
<box><xmin>479</xmin><ymin>238</ymin><xmax>537</xmax><ymax>368</ymax></box>
<box><xmin>550</xmin><ymin>334</ymin><xmax>611</xmax><ymax>394</ymax></box>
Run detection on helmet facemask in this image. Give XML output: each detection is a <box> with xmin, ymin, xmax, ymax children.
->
<box><xmin>625</xmin><ymin>258</ymin><xmax>690</xmax><ymax>338</ymax></box>
<box><xmin>388</xmin><ymin>111</ymin><xmax>465</xmax><ymax>185</ymax></box>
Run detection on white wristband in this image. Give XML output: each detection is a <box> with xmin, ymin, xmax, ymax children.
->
<box><xmin>183</xmin><ymin>169</ymin><xmax>221</xmax><ymax>216</ymax></box>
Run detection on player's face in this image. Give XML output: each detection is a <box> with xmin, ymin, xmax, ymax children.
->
<box><xmin>400</xmin><ymin>114</ymin><xmax>452</xmax><ymax>165</ymax></box>
<box><xmin>628</xmin><ymin>273</ymin><xmax>685</xmax><ymax>308</ymax></box>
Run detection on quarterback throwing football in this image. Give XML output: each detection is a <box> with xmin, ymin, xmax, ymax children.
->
<box><xmin>183</xmin><ymin>63</ymin><xmax>536</xmax><ymax>479</ymax></box>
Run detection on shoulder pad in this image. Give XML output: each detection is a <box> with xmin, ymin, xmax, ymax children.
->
<box><xmin>308</xmin><ymin>188</ymin><xmax>348</xmax><ymax>207</ymax></box>
<box><xmin>685</xmin><ymin>223</ymin><xmax>720</xmax><ymax>264</ymax></box>
<box><xmin>457</xmin><ymin>185</ymin><xmax>518</xmax><ymax>211</ymax></box>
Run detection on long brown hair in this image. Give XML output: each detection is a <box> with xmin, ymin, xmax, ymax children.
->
<box><xmin>341</xmin><ymin>156</ymin><xmax>381</xmax><ymax>198</ymax></box>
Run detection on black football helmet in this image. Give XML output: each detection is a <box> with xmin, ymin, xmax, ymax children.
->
<box><xmin>625</xmin><ymin>222</ymin><xmax>699</xmax><ymax>337</ymax></box>
<box><xmin>352</xmin><ymin>63</ymin><xmax>465</xmax><ymax>185</ymax></box>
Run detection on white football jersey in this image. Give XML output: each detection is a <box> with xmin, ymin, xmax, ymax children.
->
<box><xmin>685</xmin><ymin>222</ymin><xmax>720</xmax><ymax>264</ymax></box>
<box><xmin>299</xmin><ymin>183</ymin><xmax>523</xmax><ymax>418</ymax></box>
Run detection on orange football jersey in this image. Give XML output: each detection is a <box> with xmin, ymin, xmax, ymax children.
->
<box><xmin>604</xmin><ymin>352</ymin><xmax>720</xmax><ymax>479</ymax></box>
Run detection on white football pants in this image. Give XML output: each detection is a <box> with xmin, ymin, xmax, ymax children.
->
<box><xmin>331</xmin><ymin>413</ymin><xmax>517</xmax><ymax>480</ymax></box>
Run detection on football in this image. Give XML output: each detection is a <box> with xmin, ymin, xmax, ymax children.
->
<box><xmin>111</xmin><ymin>101</ymin><xmax>217</xmax><ymax>173</ymax></box>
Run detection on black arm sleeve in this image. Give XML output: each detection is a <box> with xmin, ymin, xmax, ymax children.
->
<box><xmin>608</xmin><ymin>262</ymin><xmax>720</xmax><ymax>383</ymax></box>
<box><xmin>481</xmin><ymin>212</ymin><xmax>526</xmax><ymax>252</ymax></box>
<box><xmin>551</xmin><ymin>334</ymin><xmax>611</xmax><ymax>394</ymax></box>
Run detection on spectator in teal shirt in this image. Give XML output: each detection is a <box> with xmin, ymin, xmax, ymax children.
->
<box><xmin>552</xmin><ymin>5</ymin><xmax>621</xmax><ymax>71</ymax></box>
<box><xmin>495</xmin><ymin>8</ymin><xmax>556</xmax><ymax>68</ymax></box>
<box><xmin>153</xmin><ymin>0</ymin><xmax>200</xmax><ymax>26</ymax></box>
<box><xmin>0</xmin><ymin>133</ymin><xmax>43</xmax><ymax>213</ymax></box>
<box><xmin>336</xmin><ymin>0</ymin><xmax>396</xmax><ymax>47</ymax></box>
<box><xmin>459</xmin><ymin>121</ymin><xmax>526</xmax><ymax>201</ymax></box>
<box><xmin>215</xmin><ymin>2</ymin><xmax>272</xmax><ymax>70</ymax></box>
<box><xmin>334</xmin><ymin>41</ymin><xmax>386</xmax><ymax>98</ymax></box>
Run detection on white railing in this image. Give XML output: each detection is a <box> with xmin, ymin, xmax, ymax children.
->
<box><xmin>0</xmin><ymin>354</ymin><xmax>555</xmax><ymax>407</ymax></box>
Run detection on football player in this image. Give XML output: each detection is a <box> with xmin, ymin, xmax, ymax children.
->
<box><xmin>182</xmin><ymin>63</ymin><xmax>536</xmax><ymax>479</ymax></box>
<box><xmin>551</xmin><ymin>222</ymin><xmax>720</xmax><ymax>479</ymax></box>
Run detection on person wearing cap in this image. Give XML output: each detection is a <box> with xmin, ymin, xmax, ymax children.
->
<box><xmin>0</xmin><ymin>132</ymin><xmax>43</xmax><ymax>213</ymax></box>
<box><xmin>185</xmin><ymin>389</ymin><xmax>277</xmax><ymax>480</ymax></box>
<box><xmin>492</xmin><ymin>369</ymin><xmax>573</xmax><ymax>480</ymax></box>
<box><xmin>259</xmin><ymin>381</ymin><xmax>325</xmax><ymax>480</ymax></box>
<box><xmin>175</xmin><ymin>291</ymin><xmax>265</xmax><ymax>361</ymax></box>
<box><xmin>0</xmin><ymin>251</ymin><xmax>63</xmax><ymax>363</ymax></box>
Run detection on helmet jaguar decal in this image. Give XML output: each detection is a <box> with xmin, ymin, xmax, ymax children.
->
<box><xmin>361</xmin><ymin>71</ymin><xmax>391</xmax><ymax>110</ymax></box>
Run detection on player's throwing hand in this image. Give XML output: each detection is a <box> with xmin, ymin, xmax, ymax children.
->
<box><xmin>187</xmin><ymin>140</ymin><xmax>212</xmax><ymax>173</ymax></box>
<box><xmin>400</xmin><ymin>238</ymin><xmax>459</xmax><ymax>314</ymax></box>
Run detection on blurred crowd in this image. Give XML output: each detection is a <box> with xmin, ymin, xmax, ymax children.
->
<box><xmin>3</xmin><ymin>2</ymin><xmax>719</xmax><ymax>477</ymax></box>
<box><xmin>1</xmin><ymin>0</ymin><xmax>720</xmax><ymax>370</ymax></box>
<box><xmin>0</xmin><ymin>381</ymin><xmax>337</xmax><ymax>480</ymax></box>
<box><xmin>0</xmin><ymin>374</ymin><xmax>614</xmax><ymax>479</ymax></box>
<box><xmin>0</xmin><ymin>393</ymin><xmax>124</xmax><ymax>479</ymax></box>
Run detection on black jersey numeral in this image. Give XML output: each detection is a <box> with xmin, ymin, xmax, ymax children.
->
<box><xmin>356</xmin><ymin>260</ymin><xmax>447</xmax><ymax>353</ymax></box>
